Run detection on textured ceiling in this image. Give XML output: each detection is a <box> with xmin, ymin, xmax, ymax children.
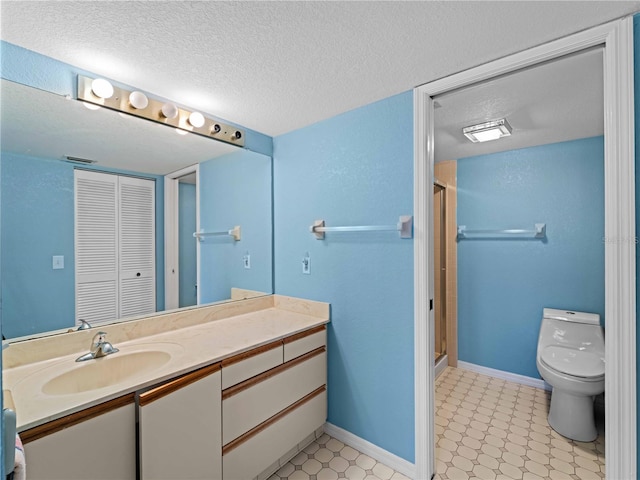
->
<box><xmin>1</xmin><ymin>1</ymin><xmax>639</xmax><ymax>137</ymax></box>
<box><xmin>434</xmin><ymin>47</ymin><xmax>604</xmax><ymax>162</ymax></box>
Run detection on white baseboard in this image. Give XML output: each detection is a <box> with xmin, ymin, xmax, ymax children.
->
<box><xmin>323</xmin><ymin>423</ymin><xmax>416</xmax><ymax>479</ymax></box>
<box><xmin>457</xmin><ymin>361</ymin><xmax>552</xmax><ymax>391</ymax></box>
<box><xmin>435</xmin><ymin>355</ymin><xmax>448</xmax><ymax>379</ymax></box>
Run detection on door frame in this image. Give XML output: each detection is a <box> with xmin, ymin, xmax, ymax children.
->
<box><xmin>414</xmin><ymin>17</ymin><xmax>635</xmax><ymax>479</ymax></box>
<box><xmin>164</xmin><ymin>164</ymin><xmax>200</xmax><ymax>310</ymax></box>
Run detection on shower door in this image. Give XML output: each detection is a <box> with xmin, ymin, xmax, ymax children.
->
<box><xmin>433</xmin><ymin>183</ymin><xmax>447</xmax><ymax>362</ymax></box>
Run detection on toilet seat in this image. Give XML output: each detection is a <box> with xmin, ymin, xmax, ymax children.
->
<box><xmin>540</xmin><ymin>345</ymin><xmax>604</xmax><ymax>379</ymax></box>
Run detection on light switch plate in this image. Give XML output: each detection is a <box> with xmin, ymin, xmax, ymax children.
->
<box><xmin>52</xmin><ymin>255</ymin><xmax>64</xmax><ymax>270</ymax></box>
<box><xmin>302</xmin><ymin>253</ymin><xmax>310</xmax><ymax>274</ymax></box>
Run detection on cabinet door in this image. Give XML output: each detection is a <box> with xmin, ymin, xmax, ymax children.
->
<box><xmin>138</xmin><ymin>363</ymin><xmax>222</xmax><ymax>480</ymax></box>
<box><xmin>22</xmin><ymin>395</ymin><xmax>136</xmax><ymax>480</ymax></box>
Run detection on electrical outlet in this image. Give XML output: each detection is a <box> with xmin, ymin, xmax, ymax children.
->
<box><xmin>243</xmin><ymin>253</ymin><xmax>251</xmax><ymax>269</ymax></box>
<box><xmin>302</xmin><ymin>253</ymin><xmax>310</xmax><ymax>274</ymax></box>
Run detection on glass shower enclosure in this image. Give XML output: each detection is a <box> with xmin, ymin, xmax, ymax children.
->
<box><xmin>433</xmin><ymin>182</ymin><xmax>447</xmax><ymax>362</ymax></box>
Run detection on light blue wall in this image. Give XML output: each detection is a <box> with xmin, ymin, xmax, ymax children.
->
<box><xmin>0</xmin><ymin>41</ymin><xmax>273</xmax><ymax>157</ymax></box>
<box><xmin>199</xmin><ymin>150</ymin><xmax>273</xmax><ymax>303</ymax></box>
<box><xmin>0</xmin><ymin>153</ymin><xmax>74</xmax><ymax>337</ymax></box>
<box><xmin>457</xmin><ymin>136</ymin><xmax>605</xmax><ymax>379</ymax></box>
<box><xmin>273</xmin><ymin>92</ymin><xmax>415</xmax><ymax>462</ymax></box>
<box><xmin>179</xmin><ymin>183</ymin><xmax>198</xmax><ymax>307</ymax></box>
<box><xmin>0</xmin><ymin>152</ymin><xmax>165</xmax><ymax>338</ymax></box>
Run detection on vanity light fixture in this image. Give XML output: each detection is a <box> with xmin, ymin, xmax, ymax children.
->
<box><xmin>188</xmin><ymin>111</ymin><xmax>205</xmax><ymax>128</ymax></box>
<box><xmin>129</xmin><ymin>91</ymin><xmax>149</xmax><ymax>110</ymax></box>
<box><xmin>463</xmin><ymin>118</ymin><xmax>512</xmax><ymax>143</ymax></box>
<box><xmin>161</xmin><ymin>102</ymin><xmax>179</xmax><ymax>119</ymax></box>
<box><xmin>90</xmin><ymin>78</ymin><xmax>114</xmax><ymax>99</ymax></box>
<box><xmin>82</xmin><ymin>101</ymin><xmax>101</xmax><ymax>111</ymax></box>
<box><xmin>77</xmin><ymin>75</ymin><xmax>245</xmax><ymax>147</ymax></box>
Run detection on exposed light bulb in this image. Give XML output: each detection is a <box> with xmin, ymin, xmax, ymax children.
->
<box><xmin>161</xmin><ymin>103</ymin><xmax>179</xmax><ymax>119</ymax></box>
<box><xmin>188</xmin><ymin>111</ymin><xmax>205</xmax><ymax>128</ymax></box>
<box><xmin>82</xmin><ymin>101</ymin><xmax>101</xmax><ymax>111</ymax></box>
<box><xmin>91</xmin><ymin>78</ymin><xmax>114</xmax><ymax>99</ymax></box>
<box><xmin>129</xmin><ymin>91</ymin><xmax>149</xmax><ymax>109</ymax></box>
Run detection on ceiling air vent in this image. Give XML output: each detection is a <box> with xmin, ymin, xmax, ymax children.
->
<box><xmin>64</xmin><ymin>156</ymin><xmax>97</xmax><ymax>165</ymax></box>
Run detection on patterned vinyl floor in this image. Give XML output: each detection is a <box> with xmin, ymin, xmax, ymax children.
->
<box><xmin>268</xmin><ymin>366</ymin><xmax>605</xmax><ymax>480</ymax></box>
<box><xmin>267</xmin><ymin>432</ymin><xmax>410</xmax><ymax>480</ymax></box>
<box><xmin>434</xmin><ymin>366</ymin><xmax>605</xmax><ymax>480</ymax></box>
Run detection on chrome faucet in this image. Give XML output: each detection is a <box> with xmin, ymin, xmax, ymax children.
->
<box><xmin>77</xmin><ymin>319</ymin><xmax>92</xmax><ymax>331</ymax></box>
<box><xmin>75</xmin><ymin>331</ymin><xmax>119</xmax><ymax>362</ymax></box>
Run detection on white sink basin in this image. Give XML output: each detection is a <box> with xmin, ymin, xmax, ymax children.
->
<box><xmin>42</xmin><ymin>350</ymin><xmax>171</xmax><ymax>395</ymax></box>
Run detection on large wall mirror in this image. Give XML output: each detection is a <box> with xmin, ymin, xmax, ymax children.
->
<box><xmin>0</xmin><ymin>79</ymin><xmax>273</xmax><ymax>341</ymax></box>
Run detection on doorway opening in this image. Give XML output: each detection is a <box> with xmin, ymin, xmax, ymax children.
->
<box><xmin>414</xmin><ymin>17</ymin><xmax>635</xmax><ymax>480</ymax></box>
<box><xmin>164</xmin><ymin>164</ymin><xmax>200</xmax><ymax>311</ymax></box>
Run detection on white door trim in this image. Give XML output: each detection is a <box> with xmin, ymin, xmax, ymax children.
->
<box><xmin>164</xmin><ymin>164</ymin><xmax>200</xmax><ymax>310</ymax></box>
<box><xmin>414</xmin><ymin>17</ymin><xmax>635</xmax><ymax>479</ymax></box>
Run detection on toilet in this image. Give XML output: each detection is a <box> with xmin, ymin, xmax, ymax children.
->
<box><xmin>536</xmin><ymin>308</ymin><xmax>604</xmax><ymax>442</ymax></box>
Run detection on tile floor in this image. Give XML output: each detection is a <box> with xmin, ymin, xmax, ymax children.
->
<box><xmin>267</xmin><ymin>432</ymin><xmax>411</xmax><ymax>480</ymax></box>
<box><xmin>268</xmin><ymin>366</ymin><xmax>605</xmax><ymax>480</ymax></box>
<box><xmin>435</xmin><ymin>367</ymin><xmax>605</xmax><ymax>480</ymax></box>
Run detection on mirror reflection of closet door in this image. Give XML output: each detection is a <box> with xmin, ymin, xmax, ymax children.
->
<box><xmin>75</xmin><ymin>169</ymin><xmax>156</xmax><ymax>324</ymax></box>
<box><xmin>433</xmin><ymin>183</ymin><xmax>446</xmax><ymax>362</ymax></box>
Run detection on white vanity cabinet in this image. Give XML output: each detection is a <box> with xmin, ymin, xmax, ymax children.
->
<box><xmin>21</xmin><ymin>394</ymin><xmax>136</xmax><ymax>480</ymax></box>
<box><xmin>221</xmin><ymin>325</ymin><xmax>327</xmax><ymax>480</ymax></box>
<box><xmin>137</xmin><ymin>362</ymin><xmax>222</xmax><ymax>480</ymax></box>
<box><xmin>14</xmin><ymin>321</ymin><xmax>328</xmax><ymax>480</ymax></box>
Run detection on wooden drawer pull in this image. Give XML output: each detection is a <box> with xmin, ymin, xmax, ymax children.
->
<box><xmin>21</xmin><ymin>393</ymin><xmax>135</xmax><ymax>444</ymax></box>
<box><xmin>138</xmin><ymin>362</ymin><xmax>221</xmax><ymax>407</ymax></box>
<box><xmin>221</xmin><ymin>339</ymin><xmax>283</xmax><ymax>368</ymax></box>
<box><xmin>283</xmin><ymin>325</ymin><xmax>326</xmax><ymax>344</ymax></box>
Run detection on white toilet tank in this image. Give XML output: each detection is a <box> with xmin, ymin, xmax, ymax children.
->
<box><xmin>543</xmin><ymin>308</ymin><xmax>600</xmax><ymax>325</ymax></box>
<box><xmin>538</xmin><ymin>308</ymin><xmax>604</xmax><ymax>358</ymax></box>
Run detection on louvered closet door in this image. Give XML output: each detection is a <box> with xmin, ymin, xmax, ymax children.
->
<box><xmin>118</xmin><ymin>176</ymin><xmax>156</xmax><ymax>318</ymax></box>
<box><xmin>75</xmin><ymin>170</ymin><xmax>119</xmax><ymax>323</ymax></box>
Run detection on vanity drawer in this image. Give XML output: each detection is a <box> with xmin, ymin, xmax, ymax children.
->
<box><xmin>283</xmin><ymin>325</ymin><xmax>326</xmax><ymax>362</ymax></box>
<box><xmin>221</xmin><ymin>340</ymin><xmax>283</xmax><ymax>389</ymax></box>
<box><xmin>222</xmin><ymin>387</ymin><xmax>326</xmax><ymax>480</ymax></box>
<box><xmin>222</xmin><ymin>347</ymin><xmax>326</xmax><ymax>445</ymax></box>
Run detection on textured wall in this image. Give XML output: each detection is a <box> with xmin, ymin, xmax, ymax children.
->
<box><xmin>198</xmin><ymin>150</ymin><xmax>273</xmax><ymax>303</ymax></box>
<box><xmin>0</xmin><ymin>154</ymin><xmax>74</xmax><ymax>337</ymax></box>
<box><xmin>457</xmin><ymin>136</ymin><xmax>605</xmax><ymax>379</ymax></box>
<box><xmin>273</xmin><ymin>91</ymin><xmax>415</xmax><ymax>462</ymax></box>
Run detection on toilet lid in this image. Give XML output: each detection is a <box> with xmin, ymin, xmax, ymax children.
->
<box><xmin>541</xmin><ymin>345</ymin><xmax>604</xmax><ymax>378</ymax></box>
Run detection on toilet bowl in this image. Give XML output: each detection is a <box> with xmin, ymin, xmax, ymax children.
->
<box><xmin>536</xmin><ymin>308</ymin><xmax>604</xmax><ymax>442</ymax></box>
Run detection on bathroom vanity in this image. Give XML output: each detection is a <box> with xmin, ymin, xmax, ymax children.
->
<box><xmin>2</xmin><ymin>295</ymin><xmax>329</xmax><ymax>480</ymax></box>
